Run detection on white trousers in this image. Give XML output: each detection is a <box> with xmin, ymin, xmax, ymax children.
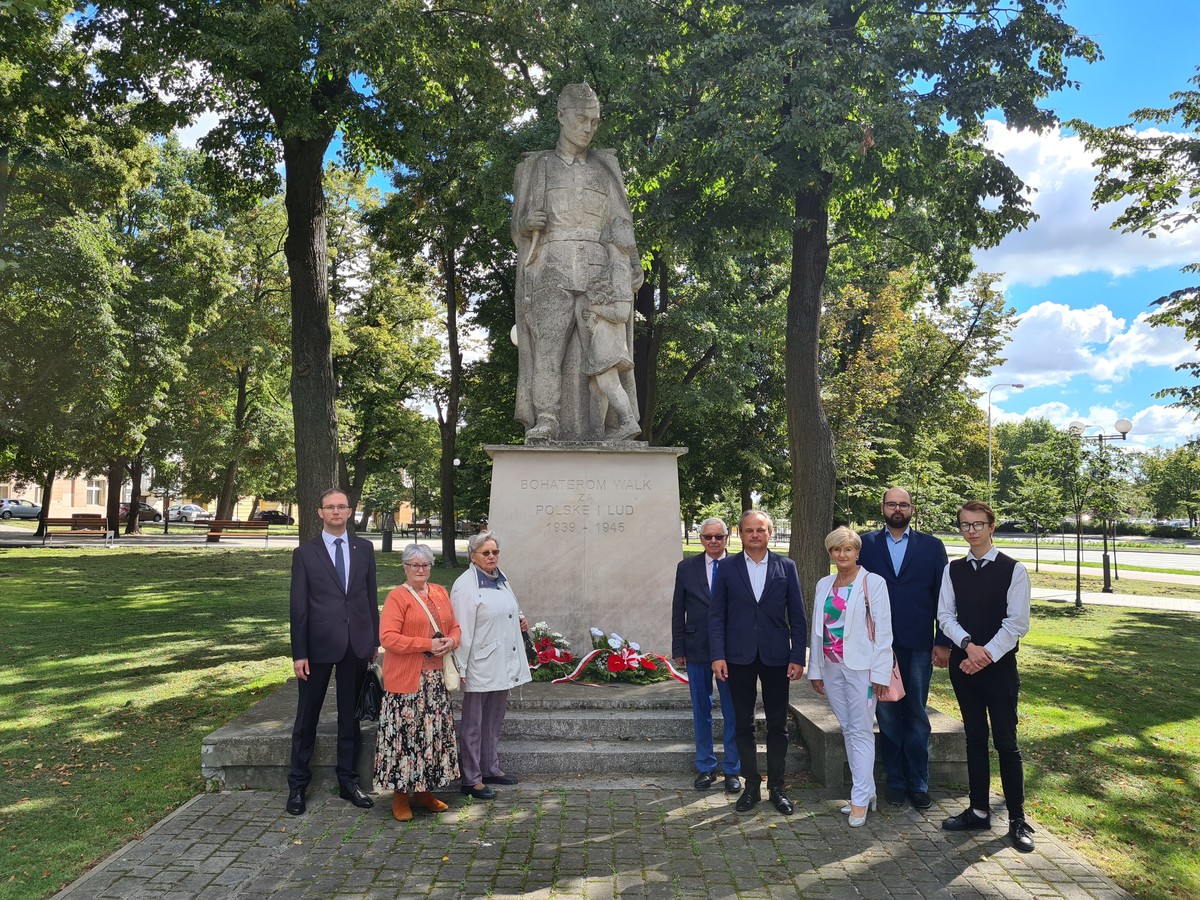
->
<box><xmin>824</xmin><ymin>662</ymin><xmax>878</xmax><ymax>806</ymax></box>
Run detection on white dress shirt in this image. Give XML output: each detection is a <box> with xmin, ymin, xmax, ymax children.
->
<box><xmin>707</xmin><ymin>552</ymin><xmax>727</xmax><ymax>591</ymax></box>
<box><xmin>936</xmin><ymin>548</ymin><xmax>1031</xmax><ymax>662</ymax></box>
<box><xmin>321</xmin><ymin>530</ymin><xmax>350</xmax><ymax>591</ymax></box>
<box><xmin>744</xmin><ymin>553</ymin><xmax>769</xmax><ymax>602</ymax></box>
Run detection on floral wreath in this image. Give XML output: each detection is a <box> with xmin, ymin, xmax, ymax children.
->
<box><xmin>526</xmin><ymin>622</ymin><xmax>686</xmax><ymax>685</ymax></box>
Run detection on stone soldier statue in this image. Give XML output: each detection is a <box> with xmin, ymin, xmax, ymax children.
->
<box><xmin>512</xmin><ymin>83</ymin><xmax>643</xmax><ymax>443</ymax></box>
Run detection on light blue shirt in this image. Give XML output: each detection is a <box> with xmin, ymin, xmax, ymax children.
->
<box><xmin>321</xmin><ymin>530</ymin><xmax>349</xmax><ymax>591</ymax></box>
<box><xmin>744</xmin><ymin>553</ymin><xmax>769</xmax><ymax>602</ymax></box>
<box><xmin>886</xmin><ymin>527</ymin><xmax>910</xmax><ymax>575</ymax></box>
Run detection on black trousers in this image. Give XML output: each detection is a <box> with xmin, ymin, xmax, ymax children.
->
<box><xmin>288</xmin><ymin>647</ymin><xmax>369</xmax><ymax>790</ymax></box>
<box><xmin>727</xmin><ymin>656</ymin><xmax>790</xmax><ymax>791</ymax></box>
<box><xmin>948</xmin><ymin>650</ymin><xmax>1024</xmax><ymax>818</ymax></box>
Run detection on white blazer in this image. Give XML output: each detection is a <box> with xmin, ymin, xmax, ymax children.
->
<box><xmin>450</xmin><ymin>564</ymin><xmax>532</xmax><ymax>693</ymax></box>
<box><xmin>807</xmin><ymin>567</ymin><xmax>894</xmax><ymax>685</ymax></box>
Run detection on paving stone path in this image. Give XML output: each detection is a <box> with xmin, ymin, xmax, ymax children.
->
<box><xmin>56</xmin><ymin>783</ymin><xmax>1130</xmax><ymax>899</ymax></box>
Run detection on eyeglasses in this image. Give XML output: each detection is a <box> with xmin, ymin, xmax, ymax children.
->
<box><xmin>700</xmin><ymin>533</ymin><xmax>727</xmax><ymax>541</ymax></box>
<box><xmin>957</xmin><ymin>521</ymin><xmax>990</xmax><ymax>533</ymax></box>
<box><xmin>404</xmin><ymin>562</ymin><xmax>432</xmax><ymax>570</ymax></box>
<box><xmin>883</xmin><ymin>502</ymin><xmax>912</xmax><ymax>510</ymax></box>
<box><xmin>475</xmin><ymin>549</ymin><xmax>499</xmax><ymax>557</ymax></box>
<box><xmin>321</xmin><ymin>504</ymin><xmax>351</xmax><ymax>511</ymax></box>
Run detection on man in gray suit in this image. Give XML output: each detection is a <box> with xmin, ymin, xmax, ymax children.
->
<box><xmin>672</xmin><ymin>517</ymin><xmax>741</xmax><ymax>793</ymax></box>
<box><xmin>287</xmin><ymin>488</ymin><xmax>379</xmax><ymax>815</ymax></box>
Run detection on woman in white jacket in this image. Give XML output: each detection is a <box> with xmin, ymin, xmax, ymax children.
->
<box><xmin>808</xmin><ymin>526</ymin><xmax>895</xmax><ymax>826</ymax></box>
<box><xmin>450</xmin><ymin>531</ymin><xmax>531</xmax><ymax>800</ymax></box>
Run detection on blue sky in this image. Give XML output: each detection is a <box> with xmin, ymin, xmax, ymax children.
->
<box><xmin>971</xmin><ymin>0</ymin><xmax>1200</xmax><ymax>448</ymax></box>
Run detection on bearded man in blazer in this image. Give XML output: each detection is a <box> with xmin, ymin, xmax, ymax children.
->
<box><xmin>710</xmin><ymin>510</ymin><xmax>807</xmax><ymax>816</ymax></box>
<box><xmin>286</xmin><ymin>488</ymin><xmax>380</xmax><ymax>816</ymax></box>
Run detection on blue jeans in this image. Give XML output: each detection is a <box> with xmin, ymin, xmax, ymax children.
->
<box><xmin>874</xmin><ymin>644</ymin><xmax>933</xmax><ymax>793</ymax></box>
<box><xmin>686</xmin><ymin>662</ymin><xmax>740</xmax><ymax>775</ymax></box>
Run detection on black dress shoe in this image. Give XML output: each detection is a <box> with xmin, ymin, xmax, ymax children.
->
<box><xmin>885</xmin><ymin>785</ymin><xmax>907</xmax><ymax>806</ymax></box>
<box><xmin>1008</xmin><ymin>817</ymin><xmax>1036</xmax><ymax>852</ymax></box>
<box><xmin>338</xmin><ymin>783</ymin><xmax>374</xmax><ymax>809</ymax></box>
<box><xmin>724</xmin><ymin>775</ymin><xmax>742</xmax><ymax>793</ymax></box>
<box><xmin>693</xmin><ymin>771</ymin><xmax>717</xmax><ymax>790</ymax></box>
<box><xmin>461</xmin><ymin>783</ymin><xmax>496</xmax><ymax>800</ymax></box>
<box><xmin>942</xmin><ymin>808</ymin><xmax>991</xmax><ymax>831</ymax></box>
<box><xmin>483</xmin><ymin>774</ymin><xmax>519</xmax><ymax>785</ymax></box>
<box><xmin>909</xmin><ymin>790</ymin><xmax>932</xmax><ymax>810</ymax></box>
<box><xmin>768</xmin><ymin>788</ymin><xmax>794</xmax><ymax>815</ymax></box>
<box><xmin>286</xmin><ymin>787</ymin><xmax>306</xmax><ymax>816</ymax></box>
<box><xmin>735</xmin><ymin>786</ymin><xmax>761</xmax><ymax>812</ymax></box>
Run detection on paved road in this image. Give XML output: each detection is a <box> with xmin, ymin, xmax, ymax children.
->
<box><xmin>55</xmin><ymin>783</ymin><xmax>1130</xmax><ymax>900</ymax></box>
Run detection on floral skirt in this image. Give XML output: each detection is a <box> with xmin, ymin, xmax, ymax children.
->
<box><xmin>373</xmin><ymin>670</ymin><xmax>460</xmax><ymax>793</ymax></box>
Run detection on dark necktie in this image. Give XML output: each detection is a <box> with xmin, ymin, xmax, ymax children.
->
<box><xmin>710</xmin><ymin>558</ymin><xmax>719</xmax><ymax>590</ymax></box>
<box><xmin>972</xmin><ymin>558</ymin><xmax>985</xmax><ymax>571</ymax></box>
<box><xmin>334</xmin><ymin>538</ymin><xmax>347</xmax><ymax>591</ymax></box>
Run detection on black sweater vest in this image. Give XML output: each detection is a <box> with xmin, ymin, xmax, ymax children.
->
<box><xmin>948</xmin><ymin>552</ymin><xmax>1018</xmax><ymax>652</ymax></box>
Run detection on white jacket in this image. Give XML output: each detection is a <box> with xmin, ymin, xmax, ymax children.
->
<box><xmin>450</xmin><ymin>564</ymin><xmax>532</xmax><ymax>693</ymax></box>
<box><xmin>807</xmin><ymin>567</ymin><xmax>894</xmax><ymax>685</ymax></box>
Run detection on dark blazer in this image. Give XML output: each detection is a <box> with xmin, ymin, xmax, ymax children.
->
<box><xmin>290</xmin><ymin>533</ymin><xmax>380</xmax><ymax>664</ymax></box>
<box><xmin>858</xmin><ymin>528</ymin><xmax>948</xmax><ymax>651</ymax></box>
<box><xmin>709</xmin><ymin>550</ymin><xmax>807</xmax><ymax>667</ymax></box>
<box><xmin>671</xmin><ymin>553</ymin><xmax>722</xmax><ymax>661</ymax></box>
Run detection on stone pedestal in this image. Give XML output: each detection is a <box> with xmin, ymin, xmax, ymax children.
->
<box><xmin>485</xmin><ymin>444</ymin><xmax>686</xmax><ymax>656</ymax></box>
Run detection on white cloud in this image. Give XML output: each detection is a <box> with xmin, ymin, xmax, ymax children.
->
<box><xmin>975</xmin><ymin>121</ymin><xmax>1200</xmax><ymax>287</ymax></box>
<box><xmin>987</xmin><ymin>400</ymin><xmax>1197</xmax><ymax>448</ymax></box>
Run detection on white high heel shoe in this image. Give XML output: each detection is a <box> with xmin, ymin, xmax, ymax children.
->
<box><xmin>847</xmin><ymin>795</ymin><xmax>877</xmax><ymax>827</ymax></box>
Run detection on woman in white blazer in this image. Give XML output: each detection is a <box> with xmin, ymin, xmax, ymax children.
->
<box><xmin>450</xmin><ymin>531</ymin><xmax>531</xmax><ymax>800</ymax></box>
<box><xmin>808</xmin><ymin>526</ymin><xmax>895</xmax><ymax>826</ymax></box>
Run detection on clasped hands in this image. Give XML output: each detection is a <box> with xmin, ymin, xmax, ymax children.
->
<box><xmin>959</xmin><ymin>642</ymin><xmax>993</xmax><ymax>675</ymax></box>
<box><xmin>429</xmin><ymin>636</ymin><xmax>455</xmax><ymax>658</ymax></box>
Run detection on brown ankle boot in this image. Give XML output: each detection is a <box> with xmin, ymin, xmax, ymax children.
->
<box><xmin>392</xmin><ymin>791</ymin><xmax>412</xmax><ymax>821</ymax></box>
<box><xmin>413</xmin><ymin>791</ymin><xmax>448</xmax><ymax>813</ymax></box>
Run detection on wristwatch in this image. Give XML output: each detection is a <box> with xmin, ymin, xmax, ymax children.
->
<box><xmin>959</xmin><ymin>635</ymin><xmax>972</xmax><ymax>650</ymax></box>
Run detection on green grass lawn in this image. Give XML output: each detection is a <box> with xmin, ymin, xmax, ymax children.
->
<box><xmin>1</xmin><ymin>548</ymin><xmax>1197</xmax><ymax>899</ymax></box>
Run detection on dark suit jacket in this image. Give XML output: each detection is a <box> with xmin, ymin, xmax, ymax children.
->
<box><xmin>671</xmin><ymin>553</ymin><xmax>722</xmax><ymax>662</ymax></box>
<box><xmin>858</xmin><ymin>527</ymin><xmax>949</xmax><ymax>651</ymax></box>
<box><xmin>290</xmin><ymin>532</ymin><xmax>380</xmax><ymax>664</ymax></box>
<box><xmin>709</xmin><ymin>550</ymin><xmax>807</xmax><ymax>667</ymax></box>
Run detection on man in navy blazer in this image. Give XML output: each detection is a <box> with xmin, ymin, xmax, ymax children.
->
<box><xmin>286</xmin><ymin>488</ymin><xmax>380</xmax><ymax>816</ymax></box>
<box><xmin>710</xmin><ymin>510</ymin><xmax>806</xmax><ymax>815</ymax></box>
<box><xmin>857</xmin><ymin>486</ymin><xmax>950</xmax><ymax>810</ymax></box>
<box><xmin>672</xmin><ymin>517</ymin><xmax>741</xmax><ymax>793</ymax></box>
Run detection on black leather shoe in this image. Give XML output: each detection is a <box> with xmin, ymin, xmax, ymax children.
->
<box><xmin>942</xmin><ymin>808</ymin><xmax>991</xmax><ymax>831</ymax></box>
<box><xmin>461</xmin><ymin>783</ymin><xmax>496</xmax><ymax>800</ymax></box>
<box><xmin>338</xmin><ymin>783</ymin><xmax>374</xmax><ymax>809</ymax></box>
<box><xmin>885</xmin><ymin>786</ymin><xmax>907</xmax><ymax>806</ymax></box>
<box><xmin>735</xmin><ymin>787</ymin><xmax>761</xmax><ymax>812</ymax></box>
<box><xmin>286</xmin><ymin>787</ymin><xmax>306</xmax><ymax>816</ymax></box>
<box><xmin>768</xmin><ymin>788</ymin><xmax>794</xmax><ymax>816</ymax></box>
<box><xmin>483</xmin><ymin>774</ymin><xmax>519</xmax><ymax>785</ymax></box>
<box><xmin>724</xmin><ymin>775</ymin><xmax>742</xmax><ymax>793</ymax></box>
<box><xmin>1008</xmin><ymin>817</ymin><xmax>1035</xmax><ymax>852</ymax></box>
<box><xmin>909</xmin><ymin>790</ymin><xmax>932</xmax><ymax>810</ymax></box>
<box><xmin>693</xmin><ymin>771</ymin><xmax>717</xmax><ymax>790</ymax></box>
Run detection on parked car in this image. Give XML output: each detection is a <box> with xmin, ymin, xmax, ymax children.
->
<box><xmin>252</xmin><ymin>509</ymin><xmax>294</xmax><ymax>525</ymax></box>
<box><xmin>168</xmin><ymin>504</ymin><xmax>213</xmax><ymax>523</ymax></box>
<box><xmin>119</xmin><ymin>501</ymin><xmax>162</xmax><ymax>523</ymax></box>
<box><xmin>0</xmin><ymin>498</ymin><xmax>42</xmax><ymax>520</ymax></box>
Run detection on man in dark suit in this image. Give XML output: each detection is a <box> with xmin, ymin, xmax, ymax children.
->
<box><xmin>710</xmin><ymin>510</ymin><xmax>806</xmax><ymax>815</ymax></box>
<box><xmin>286</xmin><ymin>488</ymin><xmax>380</xmax><ymax>816</ymax></box>
<box><xmin>857</xmin><ymin>486</ymin><xmax>950</xmax><ymax>810</ymax></box>
<box><xmin>672</xmin><ymin>517</ymin><xmax>741</xmax><ymax>793</ymax></box>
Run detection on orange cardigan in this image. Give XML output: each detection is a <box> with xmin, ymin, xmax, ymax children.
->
<box><xmin>379</xmin><ymin>582</ymin><xmax>462</xmax><ymax>695</ymax></box>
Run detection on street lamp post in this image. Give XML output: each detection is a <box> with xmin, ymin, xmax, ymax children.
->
<box><xmin>1069</xmin><ymin>419</ymin><xmax>1133</xmax><ymax>594</ymax></box>
<box><xmin>987</xmin><ymin>382</ymin><xmax>1024</xmax><ymax>504</ymax></box>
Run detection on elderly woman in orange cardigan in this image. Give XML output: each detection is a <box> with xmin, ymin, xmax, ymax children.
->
<box><xmin>373</xmin><ymin>543</ymin><xmax>462</xmax><ymax>822</ymax></box>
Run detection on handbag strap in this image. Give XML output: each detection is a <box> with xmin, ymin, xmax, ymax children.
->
<box><xmin>862</xmin><ymin>572</ymin><xmax>877</xmax><ymax>643</ymax></box>
<box><xmin>403</xmin><ymin>582</ymin><xmax>442</xmax><ymax>636</ymax></box>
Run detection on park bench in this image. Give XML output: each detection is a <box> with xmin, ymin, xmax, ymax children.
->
<box><xmin>205</xmin><ymin>519</ymin><xmax>270</xmax><ymax>548</ymax></box>
<box><xmin>42</xmin><ymin>515</ymin><xmax>114</xmax><ymax>547</ymax></box>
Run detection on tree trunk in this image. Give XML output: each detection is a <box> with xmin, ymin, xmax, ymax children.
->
<box><xmin>785</xmin><ymin>182</ymin><xmax>837</xmax><ymax>593</ymax></box>
<box><xmin>34</xmin><ymin>469</ymin><xmax>55</xmax><ymax>539</ymax></box>
<box><xmin>283</xmin><ymin>132</ymin><xmax>339</xmax><ymax>542</ymax></box>
<box><xmin>216</xmin><ymin>366</ymin><xmax>250</xmax><ymax>520</ymax></box>
<box><xmin>125</xmin><ymin>451</ymin><xmax>144</xmax><ymax>535</ymax></box>
<box><xmin>105</xmin><ymin>459</ymin><xmax>124</xmax><ymax>531</ymax></box>
<box><xmin>438</xmin><ymin>242</ymin><xmax>462</xmax><ymax>568</ymax></box>
<box><xmin>632</xmin><ymin>252</ymin><xmax>663</xmax><ymax>440</ymax></box>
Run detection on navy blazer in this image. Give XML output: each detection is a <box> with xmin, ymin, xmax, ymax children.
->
<box><xmin>709</xmin><ymin>551</ymin><xmax>807</xmax><ymax>667</ymax></box>
<box><xmin>857</xmin><ymin>528</ymin><xmax>948</xmax><ymax>651</ymax></box>
<box><xmin>671</xmin><ymin>552</ymin><xmax>722</xmax><ymax>662</ymax></box>
<box><xmin>289</xmin><ymin>533</ymin><xmax>380</xmax><ymax>664</ymax></box>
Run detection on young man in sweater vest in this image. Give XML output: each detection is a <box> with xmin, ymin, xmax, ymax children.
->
<box><xmin>936</xmin><ymin>500</ymin><xmax>1035</xmax><ymax>853</ymax></box>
